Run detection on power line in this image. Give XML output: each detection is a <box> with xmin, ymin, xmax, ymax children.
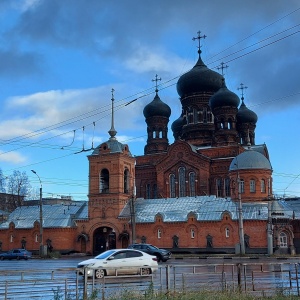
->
<box><xmin>1</xmin><ymin>10</ymin><xmax>299</xmax><ymax>198</ymax></box>
<box><xmin>1</xmin><ymin>21</ymin><xmax>299</xmax><ymax>154</ymax></box>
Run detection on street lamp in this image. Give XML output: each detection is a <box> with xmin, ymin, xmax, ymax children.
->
<box><xmin>31</xmin><ymin>170</ymin><xmax>44</xmax><ymax>256</ymax></box>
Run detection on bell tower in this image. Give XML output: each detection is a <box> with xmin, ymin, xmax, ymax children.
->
<box><xmin>87</xmin><ymin>89</ymin><xmax>135</xmax><ymax>252</ymax></box>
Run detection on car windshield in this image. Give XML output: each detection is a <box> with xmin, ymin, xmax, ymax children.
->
<box><xmin>94</xmin><ymin>250</ymin><xmax>116</xmax><ymax>259</ymax></box>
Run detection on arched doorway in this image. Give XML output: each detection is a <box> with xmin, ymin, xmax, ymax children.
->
<box><xmin>119</xmin><ymin>231</ymin><xmax>130</xmax><ymax>248</ymax></box>
<box><xmin>93</xmin><ymin>226</ymin><xmax>116</xmax><ymax>255</ymax></box>
<box><xmin>77</xmin><ymin>233</ymin><xmax>89</xmax><ymax>254</ymax></box>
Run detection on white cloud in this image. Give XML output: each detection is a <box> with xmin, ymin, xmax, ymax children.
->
<box><xmin>124</xmin><ymin>44</ymin><xmax>192</xmax><ymax>76</ymax></box>
<box><xmin>0</xmin><ymin>85</ymin><xmax>148</xmax><ymax>145</ymax></box>
<box><xmin>0</xmin><ymin>150</ymin><xmax>27</xmax><ymax>164</ymax></box>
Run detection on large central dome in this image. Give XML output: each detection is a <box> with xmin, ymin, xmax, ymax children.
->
<box><xmin>177</xmin><ymin>55</ymin><xmax>223</xmax><ymax>98</ymax></box>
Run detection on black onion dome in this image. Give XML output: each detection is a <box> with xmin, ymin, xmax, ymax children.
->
<box><xmin>237</xmin><ymin>99</ymin><xmax>258</xmax><ymax>124</ymax></box>
<box><xmin>143</xmin><ymin>93</ymin><xmax>171</xmax><ymax>119</ymax></box>
<box><xmin>171</xmin><ymin>115</ymin><xmax>185</xmax><ymax>133</ymax></box>
<box><xmin>177</xmin><ymin>55</ymin><xmax>223</xmax><ymax>97</ymax></box>
<box><xmin>209</xmin><ymin>78</ymin><xmax>240</xmax><ymax>110</ymax></box>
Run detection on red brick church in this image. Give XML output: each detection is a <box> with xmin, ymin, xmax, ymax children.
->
<box><xmin>0</xmin><ymin>34</ymin><xmax>298</xmax><ymax>256</ymax></box>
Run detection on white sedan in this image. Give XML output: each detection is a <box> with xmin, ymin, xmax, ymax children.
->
<box><xmin>77</xmin><ymin>249</ymin><xmax>158</xmax><ymax>279</ymax></box>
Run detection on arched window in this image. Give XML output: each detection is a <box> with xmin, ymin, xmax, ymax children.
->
<box><xmin>225</xmin><ymin>227</ymin><xmax>230</xmax><ymax>238</ymax></box>
<box><xmin>216</xmin><ymin>178</ymin><xmax>222</xmax><ymax>197</ymax></box>
<box><xmin>191</xmin><ymin>229</ymin><xmax>195</xmax><ymax>239</ymax></box>
<box><xmin>189</xmin><ymin>172</ymin><xmax>196</xmax><ymax>196</ymax></box>
<box><xmin>124</xmin><ymin>168</ymin><xmax>129</xmax><ymax>194</ymax></box>
<box><xmin>157</xmin><ymin>229</ymin><xmax>161</xmax><ymax>239</ymax></box>
<box><xmin>261</xmin><ymin>179</ymin><xmax>266</xmax><ymax>193</ymax></box>
<box><xmin>239</xmin><ymin>179</ymin><xmax>244</xmax><ymax>194</ymax></box>
<box><xmin>146</xmin><ymin>184</ymin><xmax>151</xmax><ymax>199</ymax></box>
<box><xmin>169</xmin><ymin>174</ymin><xmax>176</xmax><ymax>198</ymax></box>
<box><xmin>199</xmin><ymin>109</ymin><xmax>203</xmax><ymax>123</ymax></box>
<box><xmin>225</xmin><ymin>178</ymin><xmax>230</xmax><ymax>197</ymax></box>
<box><xmin>100</xmin><ymin>169</ymin><xmax>109</xmax><ymax>193</ymax></box>
<box><xmin>178</xmin><ymin>167</ymin><xmax>186</xmax><ymax>197</ymax></box>
<box><xmin>280</xmin><ymin>232</ymin><xmax>288</xmax><ymax>248</ymax></box>
<box><xmin>188</xmin><ymin>108</ymin><xmax>193</xmax><ymax>124</ymax></box>
<box><xmin>250</xmin><ymin>179</ymin><xmax>256</xmax><ymax>193</ymax></box>
<box><xmin>203</xmin><ymin>107</ymin><xmax>208</xmax><ymax>123</ymax></box>
<box><xmin>194</xmin><ymin>109</ymin><xmax>198</xmax><ymax>123</ymax></box>
<box><xmin>208</xmin><ymin>110</ymin><xmax>213</xmax><ymax>123</ymax></box>
<box><xmin>153</xmin><ymin>184</ymin><xmax>157</xmax><ymax>199</ymax></box>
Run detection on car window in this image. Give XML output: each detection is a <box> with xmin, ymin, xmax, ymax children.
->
<box><xmin>126</xmin><ymin>251</ymin><xmax>143</xmax><ymax>258</ymax></box>
<box><xmin>113</xmin><ymin>252</ymin><xmax>126</xmax><ymax>259</ymax></box>
<box><xmin>95</xmin><ymin>250</ymin><xmax>116</xmax><ymax>259</ymax></box>
<box><xmin>149</xmin><ymin>245</ymin><xmax>158</xmax><ymax>249</ymax></box>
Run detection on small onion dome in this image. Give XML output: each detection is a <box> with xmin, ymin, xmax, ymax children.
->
<box><xmin>229</xmin><ymin>149</ymin><xmax>272</xmax><ymax>171</ymax></box>
<box><xmin>143</xmin><ymin>92</ymin><xmax>171</xmax><ymax>119</ymax></box>
<box><xmin>236</xmin><ymin>99</ymin><xmax>258</xmax><ymax>124</ymax></box>
<box><xmin>177</xmin><ymin>55</ymin><xmax>223</xmax><ymax>98</ymax></box>
<box><xmin>171</xmin><ymin>114</ymin><xmax>185</xmax><ymax>133</ymax></box>
<box><xmin>209</xmin><ymin>78</ymin><xmax>240</xmax><ymax>110</ymax></box>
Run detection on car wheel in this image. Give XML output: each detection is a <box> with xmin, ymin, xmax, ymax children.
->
<box><xmin>141</xmin><ymin>268</ymin><xmax>151</xmax><ymax>275</ymax></box>
<box><xmin>0</xmin><ymin>257</ymin><xmax>4</xmax><ymax>260</ymax></box>
<box><xmin>16</xmin><ymin>256</ymin><xmax>20</xmax><ymax>260</ymax></box>
<box><xmin>95</xmin><ymin>269</ymin><xmax>106</xmax><ymax>279</ymax></box>
<box><xmin>162</xmin><ymin>259</ymin><xmax>167</xmax><ymax>262</ymax></box>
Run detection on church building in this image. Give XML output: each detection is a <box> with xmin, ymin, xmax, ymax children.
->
<box><xmin>0</xmin><ymin>33</ymin><xmax>298</xmax><ymax>256</ymax></box>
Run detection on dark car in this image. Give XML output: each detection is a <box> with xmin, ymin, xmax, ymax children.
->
<box><xmin>128</xmin><ymin>244</ymin><xmax>171</xmax><ymax>262</ymax></box>
<box><xmin>0</xmin><ymin>249</ymin><xmax>32</xmax><ymax>260</ymax></box>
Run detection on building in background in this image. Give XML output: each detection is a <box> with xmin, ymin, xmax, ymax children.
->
<box><xmin>0</xmin><ymin>35</ymin><xmax>298</xmax><ymax>256</ymax></box>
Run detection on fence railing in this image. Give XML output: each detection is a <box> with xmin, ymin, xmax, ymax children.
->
<box><xmin>0</xmin><ymin>262</ymin><xmax>300</xmax><ymax>299</ymax></box>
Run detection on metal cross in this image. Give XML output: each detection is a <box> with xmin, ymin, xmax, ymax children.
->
<box><xmin>111</xmin><ymin>88</ymin><xmax>115</xmax><ymax>100</ymax></box>
<box><xmin>152</xmin><ymin>74</ymin><xmax>161</xmax><ymax>92</ymax></box>
<box><xmin>192</xmin><ymin>31</ymin><xmax>207</xmax><ymax>53</ymax></box>
<box><xmin>217</xmin><ymin>62</ymin><xmax>229</xmax><ymax>76</ymax></box>
<box><xmin>237</xmin><ymin>83</ymin><xmax>248</xmax><ymax>99</ymax></box>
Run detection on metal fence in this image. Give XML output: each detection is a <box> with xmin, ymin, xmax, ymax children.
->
<box><xmin>1</xmin><ymin>262</ymin><xmax>300</xmax><ymax>299</ymax></box>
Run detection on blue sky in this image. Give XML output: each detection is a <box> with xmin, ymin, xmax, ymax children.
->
<box><xmin>0</xmin><ymin>0</ymin><xmax>299</xmax><ymax>200</ymax></box>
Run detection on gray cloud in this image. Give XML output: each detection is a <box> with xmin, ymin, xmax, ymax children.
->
<box><xmin>1</xmin><ymin>0</ymin><xmax>299</xmax><ymax>114</ymax></box>
<box><xmin>0</xmin><ymin>49</ymin><xmax>43</xmax><ymax>78</ymax></box>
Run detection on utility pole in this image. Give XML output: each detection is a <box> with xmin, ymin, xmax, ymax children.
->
<box><xmin>237</xmin><ymin>172</ymin><xmax>245</xmax><ymax>255</ymax></box>
<box><xmin>129</xmin><ymin>195</ymin><xmax>136</xmax><ymax>244</ymax></box>
<box><xmin>31</xmin><ymin>170</ymin><xmax>44</xmax><ymax>257</ymax></box>
<box><xmin>267</xmin><ymin>178</ymin><xmax>273</xmax><ymax>255</ymax></box>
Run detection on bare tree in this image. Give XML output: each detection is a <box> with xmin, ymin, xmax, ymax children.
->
<box><xmin>0</xmin><ymin>169</ymin><xmax>6</xmax><ymax>193</ymax></box>
<box><xmin>7</xmin><ymin>170</ymin><xmax>31</xmax><ymax>209</ymax></box>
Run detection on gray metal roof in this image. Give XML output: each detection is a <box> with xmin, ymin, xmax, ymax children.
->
<box><xmin>273</xmin><ymin>199</ymin><xmax>300</xmax><ymax>219</ymax></box>
<box><xmin>229</xmin><ymin>149</ymin><xmax>272</xmax><ymax>171</ymax></box>
<box><xmin>91</xmin><ymin>138</ymin><xmax>132</xmax><ymax>156</ymax></box>
<box><xmin>119</xmin><ymin>196</ymin><xmax>270</xmax><ymax>223</ymax></box>
<box><xmin>1</xmin><ymin>197</ymin><xmax>297</xmax><ymax>229</ymax></box>
<box><xmin>0</xmin><ymin>202</ymin><xmax>88</xmax><ymax>229</ymax></box>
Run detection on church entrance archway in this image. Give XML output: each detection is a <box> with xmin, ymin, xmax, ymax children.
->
<box><xmin>93</xmin><ymin>226</ymin><xmax>116</xmax><ymax>255</ymax></box>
